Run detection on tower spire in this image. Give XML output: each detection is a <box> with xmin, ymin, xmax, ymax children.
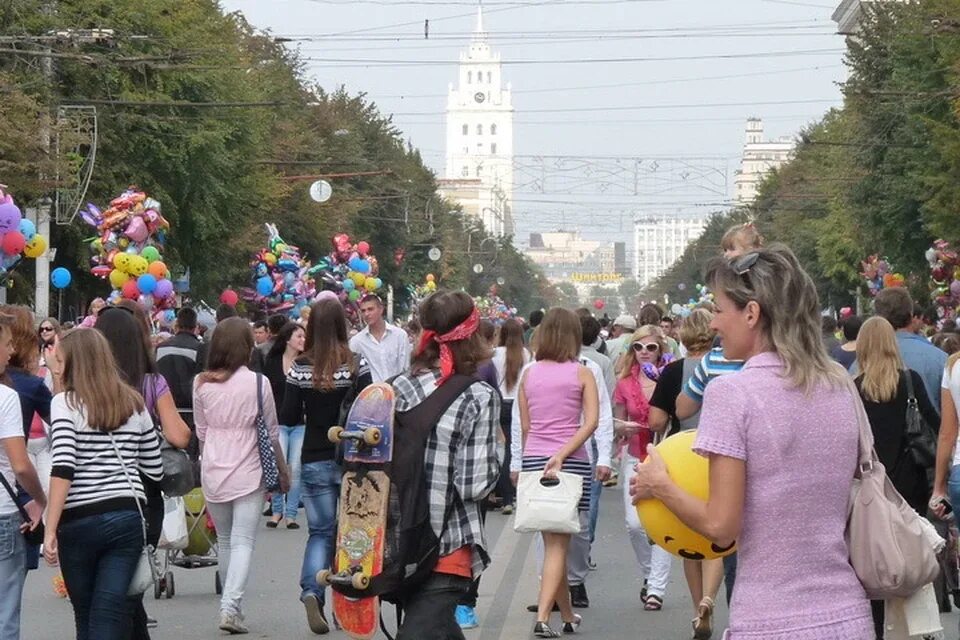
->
<box><xmin>474</xmin><ymin>2</ymin><xmax>486</xmax><ymax>39</ymax></box>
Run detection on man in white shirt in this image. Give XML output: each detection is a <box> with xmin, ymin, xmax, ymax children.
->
<box><xmin>348</xmin><ymin>294</ymin><xmax>412</xmax><ymax>382</ymax></box>
<box><xmin>605</xmin><ymin>314</ymin><xmax>637</xmax><ymax>372</ymax></box>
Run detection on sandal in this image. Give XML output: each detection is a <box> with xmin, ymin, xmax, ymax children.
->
<box><xmin>562</xmin><ymin>614</ymin><xmax>582</xmax><ymax>634</ymax></box>
<box><xmin>534</xmin><ymin>621</ymin><xmax>561</xmax><ymax>638</ymax></box>
<box><xmin>692</xmin><ymin>597</ymin><xmax>714</xmax><ymax>639</ymax></box>
<box><xmin>639</xmin><ymin>579</ymin><xmax>649</xmax><ymax>604</ymax></box>
<box><xmin>644</xmin><ymin>594</ymin><xmax>663</xmax><ymax>611</ymax></box>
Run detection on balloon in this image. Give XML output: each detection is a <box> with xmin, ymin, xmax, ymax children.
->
<box><xmin>636</xmin><ymin>431</ymin><xmax>737</xmax><ymax>560</ymax></box>
<box><xmin>348</xmin><ymin>257</ymin><xmax>362</xmax><ymax>272</ymax></box>
<box><xmin>141</xmin><ymin>246</ymin><xmax>161</xmax><ymax>263</ymax></box>
<box><xmin>1</xmin><ymin>231</ymin><xmax>25</xmax><ymax>256</ymax></box>
<box><xmin>0</xmin><ymin>202</ymin><xmax>21</xmax><ymax>233</ymax></box>
<box><xmin>127</xmin><ymin>255</ymin><xmax>149</xmax><ymax>277</ymax></box>
<box><xmin>154</xmin><ymin>279</ymin><xmax>174</xmax><ymax>300</ymax></box>
<box><xmin>123</xmin><ymin>216</ymin><xmax>149</xmax><ymax>243</ymax></box>
<box><xmin>343</xmin><ymin>278</ymin><xmax>355</xmax><ymax>291</ymax></box>
<box><xmin>139</xmin><ymin>294</ymin><xmax>154</xmax><ymax>310</ymax></box>
<box><xmin>593</xmin><ymin>299</ymin><xmax>604</xmax><ymax>310</ymax></box>
<box><xmin>109</xmin><ymin>269</ymin><xmax>129</xmax><ymax>289</ymax></box>
<box><xmin>348</xmin><ymin>289</ymin><xmax>361</xmax><ymax>302</ymax></box>
<box><xmin>137</xmin><ymin>273</ymin><xmax>158</xmax><ymax>295</ymax></box>
<box><xmin>426</xmin><ymin>281</ymin><xmax>437</xmax><ymax>291</ymax></box>
<box><xmin>256</xmin><ymin>276</ymin><xmax>273</xmax><ymax>297</ymax></box>
<box><xmin>121</xmin><ymin>279</ymin><xmax>140</xmax><ymax>300</ymax></box>
<box><xmin>374</xmin><ymin>278</ymin><xmax>382</xmax><ymax>290</ymax></box>
<box><xmin>18</xmin><ymin>218</ymin><xmax>35</xmax><ymax>241</ymax></box>
<box><xmin>23</xmin><ymin>234</ymin><xmax>46</xmax><ymax>258</ymax></box>
<box><xmin>357</xmin><ymin>259</ymin><xmax>371</xmax><ymax>275</ymax></box>
<box><xmin>365</xmin><ymin>277</ymin><xmax>378</xmax><ymax>291</ymax></box>
<box><xmin>220</xmin><ymin>289</ymin><xmax>239</xmax><ymax>306</ymax></box>
<box><xmin>357</xmin><ymin>241</ymin><xmax>370</xmax><ymax>256</ymax></box>
<box><xmin>50</xmin><ymin>267</ymin><xmax>72</xmax><ymax>289</ymax></box>
<box><xmin>113</xmin><ymin>253</ymin><xmax>131</xmax><ymax>273</ymax></box>
<box><xmin>147</xmin><ymin>261</ymin><xmax>167</xmax><ymax>279</ymax></box>
<box><xmin>426</xmin><ymin>274</ymin><xmax>435</xmax><ymax>282</ymax></box>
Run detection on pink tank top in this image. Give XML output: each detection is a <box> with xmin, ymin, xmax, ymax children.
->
<box><xmin>522</xmin><ymin>360</ymin><xmax>588</xmax><ymax>461</ymax></box>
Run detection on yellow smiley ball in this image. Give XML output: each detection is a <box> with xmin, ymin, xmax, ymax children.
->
<box><xmin>635</xmin><ymin>430</ymin><xmax>736</xmax><ymax>560</ymax></box>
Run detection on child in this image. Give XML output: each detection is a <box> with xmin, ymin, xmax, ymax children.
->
<box><xmin>720</xmin><ymin>222</ymin><xmax>763</xmax><ymax>258</ymax></box>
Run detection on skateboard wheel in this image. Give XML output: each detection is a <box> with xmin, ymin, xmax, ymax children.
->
<box><xmin>317</xmin><ymin>569</ymin><xmax>332</xmax><ymax>586</ymax></box>
<box><xmin>352</xmin><ymin>573</ymin><xmax>370</xmax><ymax>590</ymax></box>
<box><xmin>327</xmin><ymin>426</ymin><xmax>344</xmax><ymax>444</ymax></box>
<box><xmin>362</xmin><ymin>428</ymin><xmax>381</xmax><ymax>446</ymax></box>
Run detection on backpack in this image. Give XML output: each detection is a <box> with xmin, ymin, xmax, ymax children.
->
<box><xmin>331</xmin><ymin>374</ymin><xmax>476</xmax><ymax>603</ymax></box>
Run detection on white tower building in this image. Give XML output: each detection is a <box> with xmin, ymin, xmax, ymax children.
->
<box><xmin>442</xmin><ymin>6</ymin><xmax>514</xmax><ymax>237</ymax></box>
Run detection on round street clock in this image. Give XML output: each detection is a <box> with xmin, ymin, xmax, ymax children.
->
<box><xmin>474</xmin><ymin>92</ymin><xmax>485</xmax><ymax>103</ymax></box>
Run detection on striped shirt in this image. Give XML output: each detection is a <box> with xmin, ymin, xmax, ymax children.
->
<box><xmin>50</xmin><ymin>393</ymin><xmax>163</xmax><ymax>523</ymax></box>
<box><xmin>682</xmin><ymin>347</ymin><xmax>744</xmax><ymax>403</ymax></box>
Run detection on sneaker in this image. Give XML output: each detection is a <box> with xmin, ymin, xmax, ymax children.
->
<box><xmin>502</xmin><ymin>504</ymin><xmax>514</xmax><ymax>515</ymax></box>
<box><xmin>302</xmin><ymin>593</ymin><xmax>329</xmax><ymax>634</ymax></box>
<box><xmin>455</xmin><ymin>605</ymin><xmax>479</xmax><ymax>629</ymax></box>
<box><xmin>562</xmin><ymin>614</ymin><xmax>582</xmax><ymax>634</ymax></box>
<box><xmin>146</xmin><ymin>615</ymin><xmax>158</xmax><ymax>629</ymax></box>
<box><xmin>219</xmin><ymin>612</ymin><xmax>249</xmax><ymax>635</ymax></box>
<box><xmin>570</xmin><ymin>583</ymin><xmax>589</xmax><ymax>608</ymax></box>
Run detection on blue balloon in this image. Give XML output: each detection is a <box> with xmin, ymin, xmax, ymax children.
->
<box><xmin>137</xmin><ymin>273</ymin><xmax>157</xmax><ymax>295</ymax></box>
<box><xmin>342</xmin><ymin>278</ymin><xmax>355</xmax><ymax>291</ymax></box>
<box><xmin>51</xmin><ymin>267</ymin><xmax>71</xmax><ymax>289</ymax></box>
<box><xmin>18</xmin><ymin>218</ymin><xmax>36</xmax><ymax>240</ymax></box>
<box><xmin>348</xmin><ymin>257</ymin><xmax>362</xmax><ymax>271</ymax></box>
<box><xmin>357</xmin><ymin>259</ymin><xmax>371</xmax><ymax>275</ymax></box>
<box><xmin>256</xmin><ymin>276</ymin><xmax>273</xmax><ymax>297</ymax></box>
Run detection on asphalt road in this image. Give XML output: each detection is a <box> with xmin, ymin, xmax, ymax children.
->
<box><xmin>19</xmin><ymin>484</ymin><xmax>960</xmax><ymax>639</ymax></box>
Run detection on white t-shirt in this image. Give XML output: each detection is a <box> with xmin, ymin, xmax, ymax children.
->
<box><xmin>491</xmin><ymin>346</ymin><xmax>531</xmax><ymax>400</ymax></box>
<box><xmin>0</xmin><ymin>385</ymin><xmax>26</xmax><ymax>515</ymax></box>
<box><xmin>943</xmin><ymin>359</ymin><xmax>960</xmax><ymax>466</ymax></box>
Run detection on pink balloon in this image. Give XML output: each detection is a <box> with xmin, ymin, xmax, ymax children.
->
<box><xmin>315</xmin><ymin>290</ymin><xmax>338</xmax><ymax>303</ymax></box>
<box><xmin>0</xmin><ymin>202</ymin><xmax>22</xmax><ymax>234</ymax></box>
<box><xmin>123</xmin><ymin>216</ymin><xmax>148</xmax><ymax>243</ymax></box>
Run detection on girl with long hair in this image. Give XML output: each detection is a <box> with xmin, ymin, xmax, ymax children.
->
<box><xmin>279</xmin><ymin>299</ymin><xmax>371</xmax><ymax>635</ymax></box>
<box><xmin>44</xmin><ymin>329</ymin><xmax>163</xmax><ymax>640</ymax></box>
<box><xmin>264</xmin><ymin>321</ymin><xmax>307</xmax><ymax>529</ymax></box>
<box><xmin>491</xmin><ymin>318</ymin><xmax>531</xmax><ymax>513</ymax></box>
<box><xmin>95</xmin><ymin>307</ymin><xmax>190</xmax><ymax>639</ymax></box>
<box><xmin>631</xmin><ymin>244</ymin><xmax>874</xmax><ymax>640</ymax></box>
<box><xmin>518</xmin><ymin>308</ymin><xmax>598</xmax><ymax>637</ymax></box>
<box><xmin>194</xmin><ymin>317</ymin><xmax>289</xmax><ymax>634</ymax></box>
<box><xmin>38</xmin><ymin>317</ymin><xmax>59</xmax><ymax>351</ymax></box>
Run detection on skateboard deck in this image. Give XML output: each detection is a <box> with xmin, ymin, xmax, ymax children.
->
<box><xmin>323</xmin><ymin>382</ymin><xmax>395</xmax><ymax>640</ymax></box>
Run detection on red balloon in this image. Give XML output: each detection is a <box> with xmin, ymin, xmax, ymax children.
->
<box><xmin>357</xmin><ymin>241</ymin><xmax>370</xmax><ymax>256</ymax></box>
<box><xmin>220</xmin><ymin>289</ymin><xmax>239</xmax><ymax>306</ymax></box>
<box><xmin>593</xmin><ymin>299</ymin><xmax>605</xmax><ymax>310</ymax></box>
<box><xmin>122</xmin><ymin>279</ymin><xmax>140</xmax><ymax>300</ymax></box>
<box><xmin>1</xmin><ymin>231</ymin><xmax>25</xmax><ymax>256</ymax></box>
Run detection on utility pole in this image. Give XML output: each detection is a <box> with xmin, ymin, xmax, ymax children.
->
<box><xmin>35</xmin><ymin>42</ymin><xmax>53</xmax><ymax>319</ymax></box>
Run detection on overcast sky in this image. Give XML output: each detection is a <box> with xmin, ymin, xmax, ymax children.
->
<box><xmin>221</xmin><ymin>0</ymin><xmax>848</xmax><ymax>244</ymax></box>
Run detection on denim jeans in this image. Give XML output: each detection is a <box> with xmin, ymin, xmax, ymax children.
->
<box><xmin>207</xmin><ymin>490</ymin><xmax>262</xmax><ymax>618</ymax></box>
<box><xmin>299</xmin><ymin>460</ymin><xmax>341</xmax><ymax>604</ymax></box>
<box><xmin>0</xmin><ymin>512</ymin><xmax>27</xmax><ymax>640</ymax></box>
<box><xmin>947</xmin><ymin>464</ymin><xmax>960</xmax><ymax>515</ymax></box>
<box><xmin>271</xmin><ymin>425</ymin><xmax>305</xmax><ymax>520</ymax></box>
<box><xmin>397</xmin><ymin>573</ymin><xmax>471</xmax><ymax>640</ymax></box>
<box><xmin>58</xmin><ymin>510</ymin><xmax>143</xmax><ymax>640</ymax></box>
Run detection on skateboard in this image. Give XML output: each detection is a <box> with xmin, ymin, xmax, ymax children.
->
<box><xmin>319</xmin><ymin>383</ymin><xmax>395</xmax><ymax>640</ymax></box>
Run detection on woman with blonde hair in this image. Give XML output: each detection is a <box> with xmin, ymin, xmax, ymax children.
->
<box><xmin>613</xmin><ymin>324</ymin><xmax>673</xmax><ymax>612</ymax></box>
<box><xmin>631</xmin><ymin>244</ymin><xmax>874</xmax><ymax>639</ymax></box>
<box><xmin>519</xmin><ymin>308</ymin><xmax>598</xmax><ymax>637</ymax></box>
<box><xmin>854</xmin><ymin>316</ymin><xmax>938</xmax><ymax>638</ymax></box>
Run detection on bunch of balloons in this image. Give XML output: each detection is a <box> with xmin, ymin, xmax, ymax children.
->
<box><xmin>861</xmin><ymin>254</ymin><xmax>904</xmax><ymax>297</ymax></box>
<box><xmin>407</xmin><ymin>273</ymin><xmax>437</xmax><ymax>306</ymax></box>
<box><xmin>241</xmin><ymin>223</ymin><xmax>317</xmax><ymax>317</ymax></box>
<box><xmin>323</xmin><ymin>233</ymin><xmax>384</xmax><ymax>303</ymax></box>
<box><xmin>0</xmin><ymin>186</ymin><xmax>51</xmax><ymax>282</ymax></box>
<box><xmin>669</xmin><ymin>283</ymin><xmax>714</xmax><ymax>318</ymax></box>
<box><xmin>927</xmin><ymin>240</ymin><xmax>960</xmax><ymax>325</ymax></box>
<box><xmin>474</xmin><ymin>286</ymin><xmax>518</xmax><ymax>325</ymax></box>
<box><xmin>82</xmin><ymin>187</ymin><xmax>175</xmax><ymax>310</ymax></box>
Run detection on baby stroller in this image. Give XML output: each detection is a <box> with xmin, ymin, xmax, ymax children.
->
<box><xmin>155</xmin><ymin>488</ymin><xmax>220</xmax><ymax>599</ymax></box>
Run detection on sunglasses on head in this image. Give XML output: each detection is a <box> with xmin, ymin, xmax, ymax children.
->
<box><xmin>632</xmin><ymin>342</ymin><xmax>660</xmax><ymax>353</ymax></box>
<box><xmin>733</xmin><ymin>251</ymin><xmax>760</xmax><ymax>276</ymax></box>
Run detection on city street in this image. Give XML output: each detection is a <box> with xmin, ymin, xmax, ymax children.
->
<box><xmin>20</xmin><ymin>486</ymin><xmax>960</xmax><ymax>640</ymax></box>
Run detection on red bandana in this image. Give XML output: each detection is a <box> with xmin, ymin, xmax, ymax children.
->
<box><xmin>416</xmin><ymin>307</ymin><xmax>481</xmax><ymax>385</ymax></box>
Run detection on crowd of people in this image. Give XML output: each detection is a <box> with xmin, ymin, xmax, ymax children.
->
<box><xmin>0</xmin><ymin>223</ymin><xmax>958</xmax><ymax>640</ymax></box>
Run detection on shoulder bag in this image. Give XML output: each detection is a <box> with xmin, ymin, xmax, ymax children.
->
<box><xmin>0</xmin><ymin>472</ymin><xmax>43</xmax><ymax>545</ymax></box>
<box><xmin>255</xmin><ymin>372</ymin><xmax>281</xmax><ymax>492</ymax></box>
<box><xmin>108</xmin><ymin>433</ymin><xmax>160</xmax><ymax>596</ymax></box>
<box><xmin>143</xmin><ymin>377</ymin><xmax>195</xmax><ymax>497</ymax></box>
<box><xmin>902</xmin><ymin>371</ymin><xmax>937</xmax><ymax>470</ymax></box>
<box><xmin>845</xmin><ymin>379</ymin><xmax>941</xmax><ymax>599</ymax></box>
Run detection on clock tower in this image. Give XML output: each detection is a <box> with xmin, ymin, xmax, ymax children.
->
<box><xmin>443</xmin><ymin>5</ymin><xmax>514</xmax><ymax>237</ymax></box>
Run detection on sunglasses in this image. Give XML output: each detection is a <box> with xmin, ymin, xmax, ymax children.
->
<box><xmin>39</xmin><ymin>326</ymin><xmax>54</xmax><ymax>333</ymax></box>
<box><xmin>632</xmin><ymin>342</ymin><xmax>660</xmax><ymax>353</ymax></box>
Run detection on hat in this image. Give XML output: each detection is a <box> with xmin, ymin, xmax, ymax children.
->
<box><xmin>614</xmin><ymin>314</ymin><xmax>637</xmax><ymax>330</ymax></box>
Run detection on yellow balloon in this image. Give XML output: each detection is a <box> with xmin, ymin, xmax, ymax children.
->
<box><xmin>23</xmin><ymin>234</ymin><xmax>47</xmax><ymax>258</ymax></box>
<box><xmin>109</xmin><ymin>269</ymin><xmax>129</xmax><ymax>289</ymax></box>
<box><xmin>365</xmin><ymin>277</ymin><xmax>378</xmax><ymax>291</ymax></box>
<box><xmin>635</xmin><ymin>430</ymin><xmax>736</xmax><ymax>560</ymax></box>
<box><xmin>113</xmin><ymin>253</ymin><xmax>131</xmax><ymax>272</ymax></box>
<box><xmin>127</xmin><ymin>255</ymin><xmax>148</xmax><ymax>276</ymax></box>
<box><xmin>426</xmin><ymin>281</ymin><xmax>437</xmax><ymax>291</ymax></box>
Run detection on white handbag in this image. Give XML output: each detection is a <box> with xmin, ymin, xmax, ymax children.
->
<box><xmin>514</xmin><ymin>471</ymin><xmax>583</xmax><ymax>534</ymax></box>
<box><xmin>109</xmin><ymin>434</ymin><xmax>160</xmax><ymax>596</ymax></box>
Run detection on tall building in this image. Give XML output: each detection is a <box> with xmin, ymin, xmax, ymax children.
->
<box><xmin>733</xmin><ymin>118</ymin><xmax>796</xmax><ymax>204</ymax></box>
<box><xmin>634</xmin><ymin>216</ymin><xmax>709</xmax><ymax>288</ymax></box>
<box><xmin>833</xmin><ymin>0</ymin><xmax>906</xmax><ymax>35</ymax></box>
<box><xmin>440</xmin><ymin>7</ymin><xmax>514</xmax><ymax>237</ymax></box>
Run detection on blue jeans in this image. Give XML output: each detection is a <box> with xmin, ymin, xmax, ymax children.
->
<box><xmin>272</xmin><ymin>425</ymin><xmax>305</xmax><ymax>520</ymax></box>
<box><xmin>300</xmin><ymin>460</ymin><xmax>341</xmax><ymax>604</ymax></box>
<box><xmin>58</xmin><ymin>510</ymin><xmax>142</xmax><ymax>640</ymax></box>
<box><xmin>948</xmin><ymin>464</ymin><xmax>960</xmax><ymax>515</ymax></box>
<box><xmin>0</xmin><ymin>512</ymin><xmax>26</xmax><ymax>640</ymax></box>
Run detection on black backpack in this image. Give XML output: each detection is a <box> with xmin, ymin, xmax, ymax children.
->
<box><xmin>331</xmin><ymin>374</ymin><xmax>476</xmax><ymax>604</ymax></box>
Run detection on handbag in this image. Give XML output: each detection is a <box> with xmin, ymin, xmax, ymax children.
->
<box><xmin>159</xmin><ymin>440</ymin><xmax>195</xmax><ymax>497</ymax></box>
<box><xmin>108</xmin><ymin>433</ymin><xmax>160</xmax><ymax>596</ymax></box>
<box><xmin>514</xmin><ymin>470</ymin><xmax>583</xmax><ymax>534</ymax></box>
<box><xmin>254</xmin><ymin>372</ymin><xmax>281</xmax><ymax>492</ymax></box>
<box><xmin>0</xmin><ymin>471</ymin><xmax>43</xmax><ymax>545</ymax></box>
<box><xmin>845</xmin><ymin>380</ymin><xmax>941</xmax><ymax>600</ymax></box>
<box><xmin>158</xmin><ymin>496</ymin><xmax>188</xmax><ymax>550</ymax></box>
<box><xmin>903</xmin><ymin>372</ymin><xmax>937</xmax><ymax>470</ymax></box>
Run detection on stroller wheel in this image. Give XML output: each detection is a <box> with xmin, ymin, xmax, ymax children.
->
<box><xmin>215</xmin><ymin>570</ymin><xmax>222</xmax><ymax>595</ymax></box>
<box><xmin>154</xmin><ymin>577</ymin><xmax>163</xmax><ymax>600</ymax></box>
<box><xmin>165</xmin><ymin>572</ymin><xmax>175</xmax><ymax>599</ymax></box>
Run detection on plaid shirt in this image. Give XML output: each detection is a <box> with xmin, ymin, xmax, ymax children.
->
<box><xmin>392</xmin><ymin>369</ymin><xmax>501</xmax><ymax>578</ymax></box>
